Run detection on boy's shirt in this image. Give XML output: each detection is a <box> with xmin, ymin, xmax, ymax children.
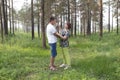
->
<box><xmin>46</xmin><ymin>23</ymin><xmax>57</xmax><ymax>44</ymax></box>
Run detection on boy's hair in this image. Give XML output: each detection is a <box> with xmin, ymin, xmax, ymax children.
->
<box><xmin>67</xmin><ymin>22</ymin><xmax>71</xmax><ymax>29</ymax></box>
<box><xmin>50</xmin><ymin>16</ymin><xmax>56</xmax><ymax>22</ymax></box>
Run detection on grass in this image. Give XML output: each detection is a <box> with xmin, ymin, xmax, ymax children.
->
<box><xmin>0</xmin><ymin>32</ymin><xmax>120</xmax><ymax>80</ymax></box>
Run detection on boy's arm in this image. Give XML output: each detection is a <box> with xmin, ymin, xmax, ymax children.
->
<box><xmin>54</xmin><ymin>32</ymin><xmax>66</xmax><ymax>40</ymax></box>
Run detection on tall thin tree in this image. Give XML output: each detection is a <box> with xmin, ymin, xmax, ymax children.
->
<box><xmin>41</xmin><ymin>0</ymin><xmax>46</xmax><ymax>48</ymax></box>
<box><xmin>0</xmin><ymin>1</ymin><xmax>4</xmax><ymax>41</ymax></box>
<box><xmin>99</xmin><ymin>0</ymin><xmax>103</xmax><ymax>38</ymax></box>
<box><xmin>80</xmin><ymin>16</ymin><xmax>83</xmax><ymax>35</ymax></box>
<box><xmin>31</xmin><ymin>0</ymin><xmax>34</xmax><ymax>39</ymax></box>
<box><xmin>9</xmin><ymin>0</ymin><xmax>12</xmax><ymax>34</ymax></box>
<box><xmin>74</xmin><ymin>0</ymin><xmax>77</xmax><ymax>36</ymax></box>
<box><xmin>37</xmin><ymin>0</ymin><xmax>40</xmax><ymax>38</ymax></box>
<box><xmin>2</xmin><ymin>0</ymin><xmax>8</xmax><ymax>35</ymax></box>
<box><xmin>112</xmin><ymin>7</ymin><xmax>113</xmax><ymax>32</ymax></box>
<box><xmin>5</xmin><ymin>0</ymin><xmax>8</xmax><ymax>34</ymax></box>
<box><xmin>67</xmin><ymin>0</ymin><xmax>70</xmax><ymax>22</ymax></box>
<box><xmin>116</xmin><ymin>0</ymin><xmax>119</xmax><ymax>34</ymax></box>
<box><xmin>87</xmin><ymin>0</ymin><xmax>91</xmax><ymax>35</ymax></box>
<box><xmin>108</xmin><ymin>0</ymin><xmax>110</xmax><ymax>32</ymax></box>
<box><xmin>12</xmin><ymin>0</ymin><xmax>14</xmax><ymax>35</ymax></box>
<box><xmin>83</xmin><ymin>16</ymin><xmax>86</xmax><ymax>37</ymax></box>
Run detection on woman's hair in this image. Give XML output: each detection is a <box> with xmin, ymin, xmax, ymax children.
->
<box><xmin>67</xmin><ymin>22</ymin><xmax>71</xmax><ymax>29</ymax></box>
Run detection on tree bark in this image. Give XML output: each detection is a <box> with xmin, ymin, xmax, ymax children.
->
<box><xmin>84</xmin><ymin>17</ymin><xmax>86</xmax><ymax>37</ymax></box>
<box><xmin>9</xmin><ymin>0</ymin><xmax>11</xmax><ymax>33</ymax></box>
<box><xmin>80</xmin><ymin>17</ymin><xmax>83</xmax><ymax>35</ymax></box>
<box><xmin>92</xmin><ymin>21</ymin><xmax>95</xmax><ymax>33</ymax></box>
<box><xmin>61</xmin><ymin>14</ymin><xmax>62</xmax><ymax>27</ymax></box>
<box><xmin>71</xmin><ymin>16</ymin><xmax>73</xmax><ymax>36</ymax></box>
<box><xmin>74</xmin><ymin>0</ymin><xmax>77</xmax><ymax>36</ymax></box>
<box><xmin>12</xmin><ymin>0</ymin><xmax>14</xmax><ymax>35</ymax></box>
<box><xmin>108</xmin><ymin>0</ymin><xmax>110</xmax><ymax>32</ymax></box>
<box><xmin>112</xmin><ymin>9</ymin><xmax>113</xmax><ymax>32</ymax></box>
<box><xmin>0</xmin><ymin>2</ymin><xmax>4</xmax><ymax>41</ymax></box>
<box><xmin>37</xmin><ymin>0</ymin><xmax>40</xmax><ymax>38</ymax></box>
<box><xmin>41</xmin><ymin>0</ymin><xmax>46</xmax><ymax>48</ymax></box>
<box><xmin>67</xmin><ymin>0</ymin><xmax>70</xmax><ymax>22</ymax></box>
<box><xmin>116</xmin><ymin>0</ymin><xmax>119</xmax><ymax>34</ymax></box>
<box><xmin>95</xmin><ymin>22</ymin><xmax>97</xmax><ymax>33</ymax></box>
<box><xmin>87</xmin><ymin>0</ymin><xmax>91</xmax><ymax>35</ymax></box>
<box><xmin>31</xmin><ymin>0</ymin><xmax>35</xmax><ymax>39</ymax></box>
<box><xmin>2</xmin><ymin>0</ymin><xmax>8</xmax><ymax>35</ymax></box>
<box><xmin>5</xmin><ymin>0</ymin><xmax>8</xmax><ymax>34</ymax></box>
<box><xmin>99</xmin><ymin>0</ymin><xmax>103</xmax><ymax>38</ymax></box>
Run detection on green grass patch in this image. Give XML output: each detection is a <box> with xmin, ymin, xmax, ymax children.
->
<box><xmin>0</xmin><ymin>32</ymin><xmax>120</xmax><ymax>80</ymax></box>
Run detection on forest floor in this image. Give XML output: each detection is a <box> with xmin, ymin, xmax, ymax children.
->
<box><xmin>0</xmin><ymin>32</ymin><xmax>120</xmax><ymax>80</ymax></box>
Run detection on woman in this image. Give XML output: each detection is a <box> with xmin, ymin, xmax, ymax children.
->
<box><xmin>59</xmin><ymin>22</ymin><xmax>71</xmax><ymax>70</ymax></box>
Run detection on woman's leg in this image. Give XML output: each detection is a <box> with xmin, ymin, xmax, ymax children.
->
<box><xmin>61</xmin><ymin>47</ymin><xmax>66</xmax><ymax>64</ymax></box>
<box><xmin>64</xmin><ymin>47</ymin><xmax>71</xmax><ymax>66</ymax></box>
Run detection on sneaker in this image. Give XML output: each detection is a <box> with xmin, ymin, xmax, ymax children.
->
<box><xmin>64</xmin><ymin>65</ymin><xmax>71</xmax><ymax>70</ymax></box>
<box><xmin>59</xmin><ymin>64</ymin><xmax>66</xmax><ymax>68</ymax></box>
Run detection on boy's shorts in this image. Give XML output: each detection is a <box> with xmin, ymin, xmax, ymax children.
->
<box><xmin>49</xmin><ymin>43</ymin><xmax>57</xmax><ymax>57</ymax></box>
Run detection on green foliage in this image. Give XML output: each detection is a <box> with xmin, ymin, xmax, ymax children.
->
<box><xmin>0</xmin><ymin>32</ymin><xmax>120</xmax><ymax>80</ymax></box>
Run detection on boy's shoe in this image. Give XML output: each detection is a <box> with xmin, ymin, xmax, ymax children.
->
<box><xmin>50</xmin><ymin>66</ymin><xmax>57</xmax><ymax>71</ymax></box>
<box><xmin>64</xmin><ymin>65</ymin><xmax>71</xmax><ymax>70</ymax></box>
<box><xmin>49</xmin><ymin>65</ymin><xmax>57</xmax><ymax>68</ymax></box>
<box><xmin>59</xmin><ymin>64</ymin><xmax>66</xmax><ymax>68</ymax></box>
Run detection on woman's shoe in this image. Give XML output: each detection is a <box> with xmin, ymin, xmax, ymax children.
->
<box><xmin>59</xmin><ymin>64</ymin><xmax>66</xmax><ymax>68</ymax></box>
<box><xmin>64</xmin><ymin>65</ymin><xmax>71</xmax><ymax>70</ymax></box>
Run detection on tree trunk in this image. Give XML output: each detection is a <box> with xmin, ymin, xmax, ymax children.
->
<box><xmin>95</xmin><ymin>22</ymin><xmax>97</xmax><ymax>33</ymax></box>
<box><xmin>80</xmin><ymin>17</ymin><xmax>83</xmax><ymax>35</ymax></box>
<box><xmin>38</xmin><ymin>14</ymin><xmax>40</xmax><ymax>38</ymax></box>
<box><xmin>12</xmin><ymin>0</ymin><xmax>14</xmax><ymax>35</ymax></box>
<box><xmin>116</xmin><ymin>0</ymin><xmax>119</xmax><ymax>34</ymax></box>
<box><xmin>0</xmin><ymin>2</ymin><xmax>4</xmax><ymax>42</ymax></box>
<box><xmin>112</xmin><ymin>9</ymin><xmax>113</xmax><ymax>32</ymax></box>
<box><xmin>99</xmin><ymin>0</ymin><xmax>103</xmax><ymax>38</ymax></box>
<box><xmin>61</xmin><ymin>14</ymin><xmax>62</xmax><ymax>27</ymax></box>
<box><xmin>37</xmin><ymin>0</ymin><xmax>40</xmax><ymax>38</ymax></box>
<box><xmin>78</xmin><ymin>18</ymin><xmax>80</xmax><ymax>35</ymax></box>
<box><xmin>71</xmin><ymin>16</ymin><xmax>73</xmax><ymax>36</ymax></box>
<box><xmin>41</xmin><ymin>0</ymin><xmax>46</xmax><ymax>48</ymax></box>
<box><xmin>9</xmin><ymin>0</ymin><xmax>12</xmax><ymax>34</ymax></box>
<box><xmin>5</xmin><ymin>0</ymin><xmax>8</xmax><ymax>34</ymax></box>
<box><xmin>92</xmin><ymin>21</ymin><xmax>95</xmax><ymax>33</ymax></box>
<box><xmin>67</xmin><ymin>0</ymin><xmax>70</xmax><ymax>22</ymax></box>
<box><xmin>31</xmin><ymin>0</ymin><xmax>34</xmax><ymax>39</ymax></box>
<box><xmin>18</xmin><ymin>18</ymin><xmax>20</xmax><ymax>32</ymax></box>
<box><xmin>74</xmin><ymin>0</ymin><xmax>77</xmax><ymax>36</ymax></box>
<box><xmin>87</xmin><ymin>0</ymin><xmax>91</xmax><ymax>35</ymax></box>
<box><xmin>84</xmin><ymin>17</ymin><xmax>86</xmax><ymax>37</ymax></box>
<box><xmin>108</xmin><ymin>0</ymin><xmax>110</xmax><ymax>32</ymax></box>
<box><xmin>2</xmin><ymin>0</ymin><xmax>8</xmax><ymax>35</ymax></box>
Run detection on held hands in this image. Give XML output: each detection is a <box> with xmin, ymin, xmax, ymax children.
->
<box><xmin>54</xmin><ymin>32</ymin><xmax>67</xmax><ymax>40</ymax></box>
<box><xmin>62</xmin><ymin>36</ymin><xmax>67</xmax><ymax>40</ymax></box>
